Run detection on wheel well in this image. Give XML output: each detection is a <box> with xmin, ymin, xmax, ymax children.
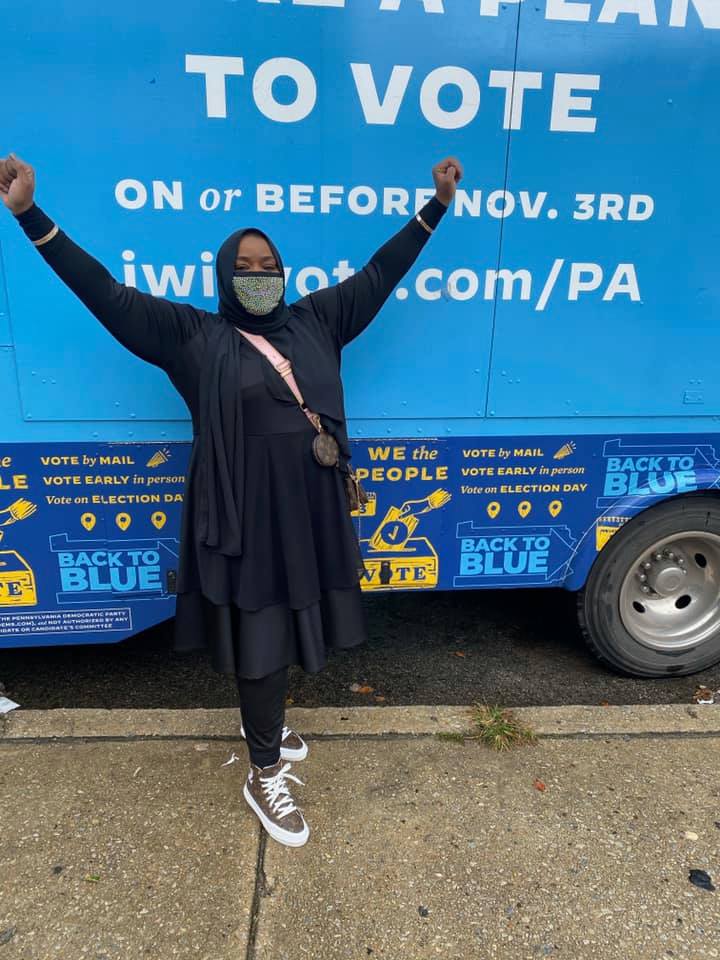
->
<box><xmin>567</xmin><ymin>488</ymin><xmax>720</xmax><ymax>593</ymax></box>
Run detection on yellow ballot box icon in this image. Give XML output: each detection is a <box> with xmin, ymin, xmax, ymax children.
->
<box><xmin>0</xmin><ymin>550</ymin><xmax>38</xmax><ymax>606</ymax></box>
<box><xmin>361</xmin><ymin>489</ymin><xmax>451</xmax><ymax>592</ymax></box>
<box><xmin>361</xmin><ymin>538</ymin><xmax>439</xmax><ymax>591</ymax></box>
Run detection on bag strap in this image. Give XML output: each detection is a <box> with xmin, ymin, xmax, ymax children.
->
<box><xmin>235</xmin><ymin>327</ymin><xmax>321</xmax><ymax>432</ymax></box>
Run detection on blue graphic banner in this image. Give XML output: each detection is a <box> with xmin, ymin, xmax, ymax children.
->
<box><xmin>1</xmin><ymin>431</ymin><xmax>719</xmax><ymax>648</ymax></box>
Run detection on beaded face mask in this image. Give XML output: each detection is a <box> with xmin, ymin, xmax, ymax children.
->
<box><xmin>232</xmin><ymin>272</ymin><xmax>284</xmax><ymax>316</ymax></box>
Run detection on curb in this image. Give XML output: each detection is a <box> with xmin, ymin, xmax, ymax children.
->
<box><xmin>1</xmin><ymin>703</ymin><xmax>720</xmax><ymax>741</ymax></box>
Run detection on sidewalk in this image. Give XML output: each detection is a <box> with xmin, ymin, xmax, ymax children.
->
<box><xmin>1</xmin><ymin>705</ymin><xmax>719</xmax><ymax>960</ymax></box>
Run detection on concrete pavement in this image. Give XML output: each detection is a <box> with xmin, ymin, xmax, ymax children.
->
<box><xmin>1</xmin><ymin>705</ymin><xmax>719</xmax><ymax>959</ymax></box>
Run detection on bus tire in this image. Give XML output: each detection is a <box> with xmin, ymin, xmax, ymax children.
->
<box><xmin>577</xmin><ymin>495</ymin><xmax>720</xmax><ymax>678</ymax></box>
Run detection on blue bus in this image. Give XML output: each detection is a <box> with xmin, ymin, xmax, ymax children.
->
<box><xmin>2</xmin><ymin>0</ymin><xmax>719</xmax><ymax>677</ymax></box>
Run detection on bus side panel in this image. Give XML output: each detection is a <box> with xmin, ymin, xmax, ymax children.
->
<box><xmin>2</xmin><ymin>433</ymin><xmax>719</xmax><ymax>648</ymax></box>
<box><xmin>488</xmin><ymin>4</ymin><xmax>720</xmax><ymax>421</ymax></box>
<box><xmin>0</xmin><ymin>442</ymin><xmax>186</xmax><ymax>648</ymax></box>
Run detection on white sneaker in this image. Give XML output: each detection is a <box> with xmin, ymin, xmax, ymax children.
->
<box><xmin>240</xmin><ymin>724</ymin><xmax>308</xmax><ymax>762</ymax></box>
<box><xmin>243</xmin><ymin>759</ymin><xmax>310</xmax><ymax>847</ymax></box>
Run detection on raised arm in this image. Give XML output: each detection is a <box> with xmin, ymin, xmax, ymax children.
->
<box><xmin>0</xmin><ymin>155</ymin><xmax>204</xmax><ymax>370</ymax></box>
<box><xmin>305</xmin><ymin>157</ymin><xmax>462</xmax><ymax>347</ymax></box>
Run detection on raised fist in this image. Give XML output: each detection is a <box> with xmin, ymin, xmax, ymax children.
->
<box><xmin>0</xmin><ymin>154</ymin><xmax>36</xmax><ymax>215</ymax></box>
<box><xmin>432</xmin><ymin>156</ymin><xmax>463</xmax><ymax>207</ymax></box>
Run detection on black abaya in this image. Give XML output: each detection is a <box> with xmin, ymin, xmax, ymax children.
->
<box><xmin>16</xmin><ymin>198</ymin><xmax>448</xmax><ymax>677</ymax></box>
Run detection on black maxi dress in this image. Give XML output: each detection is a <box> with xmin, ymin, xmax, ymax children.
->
<box><xmin>16</xmin><ymin>197</ymin><xmax>447</xmax><ymax>678</ymax></box>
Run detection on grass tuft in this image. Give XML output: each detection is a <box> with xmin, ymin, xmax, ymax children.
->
<box><xmin>469</xmin><ymin>703</ymin><xmax>537</xmax><ymax>751</ymax></box>
<box><xmin>435</xmin><ymin>705</ymin><xmax>537</xmax><ymax>750</ymax></box>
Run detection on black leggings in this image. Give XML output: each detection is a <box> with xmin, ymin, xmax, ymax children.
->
<box><xmin>235</xmin><ymin>665</ymin><xmax>289</xmax><ymax>768</ymax></box>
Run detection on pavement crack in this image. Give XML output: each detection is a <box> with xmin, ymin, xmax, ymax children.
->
<box><xmin>245</xmin><ymin>828</ymin><xmax>268</xmax><ymax>960</ymax></box>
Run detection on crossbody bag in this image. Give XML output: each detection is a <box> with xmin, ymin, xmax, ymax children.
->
<box><xmin>235</xmin><ymin>327</ymin><xmax>369</xmax><ymax>513</ymax></box>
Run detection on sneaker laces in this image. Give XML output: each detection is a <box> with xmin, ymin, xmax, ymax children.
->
<box><xmin>259</xmin><ymin>762</ymin><xmax>304</xmax><ymax>818</ymax></box>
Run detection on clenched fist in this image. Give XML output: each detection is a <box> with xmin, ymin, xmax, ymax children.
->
<box><xmin>432</xmin><ymin>157</ymin><xmax>463</xmax><ymax>207</ymax></box>
<box><xmin>0</xmin><ymin>154</ymin><xmax>36</xmax><ymax>215</ymax></box>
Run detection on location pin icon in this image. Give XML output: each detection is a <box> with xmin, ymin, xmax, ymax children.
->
<box><xmin>487</xmin><ymin>501</ymin><xmax>501</xmax><ymax>520</ymax></box>
<box><xmin>80</xmin><ymin>512</ymin><xmax>96</xmax><ymax>532</ymax></box>
<box><xmin>518</xmin><ymin>500</ymin><xmax>532</xmax><ymax>519</ymax></box>
<box><xmin>549</xmin><ymin>500</ymin><xmax>563</xmax><ymax>518</ymax></box>
<box><xmin>115</xmin><ymin>512</ymin><xmax>131</xmax><ymax>532</ymax></box>
<box><xmin>151</xmin><ymin>511</ymin><xmax>166</xmax><ymax>530</ymax></box>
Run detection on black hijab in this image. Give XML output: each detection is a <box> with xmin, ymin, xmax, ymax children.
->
<box><xmin>214</xmin><ymin>227</ymin><xmax>290</xmax><ymax>334</ymax></box>
<box><xmin>196</xmin><ymin>227</ymin><xmax>350</xmax><ymax>558</ymax></box>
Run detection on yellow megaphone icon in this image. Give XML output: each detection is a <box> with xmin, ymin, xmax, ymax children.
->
<box><xmin>80</xmin><ymin>512</ymin><xmax>96</xmax><ymax>532</ymax></box>
<box><xmin>151</xmin><ymin>511</ymin><xmax>166</xmax><ymax>530</ymax></box>
<box><xmin>115</xmin><ymin>513</ymin><xmax>131</xmax><ymax>532</ymax></box>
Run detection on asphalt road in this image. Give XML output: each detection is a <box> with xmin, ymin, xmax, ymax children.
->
<box><xmin>2</xmin><ymin>589</ymin><xmax>718</xmax><ymax>712</ymax></box>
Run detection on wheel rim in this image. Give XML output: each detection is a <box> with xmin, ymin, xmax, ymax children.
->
<box><xmin>619</xmin><ymin>531</ymin><xmax>720</xmax><ymax>652</ymax></box>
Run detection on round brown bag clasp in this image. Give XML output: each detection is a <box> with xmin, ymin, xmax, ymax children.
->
<box><xmin>312</xmin><ymin>430</ymin><xmax>340</xmax><ymax>467</ymax></box>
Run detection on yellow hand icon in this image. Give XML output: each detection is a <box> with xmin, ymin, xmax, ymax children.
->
<box><xmin>369</xmin><ymin>489</ymin><xmax>452</xmax><ymax>552</ymax></box>
<box><xmin>0</xmin><ymin>499</ymin><xmax>38</xmax><ymax>527</ymax></box>
<box><xmin>397</xmin><ymin>489</ymin><xmax>452</xmax><ymax>518</ymax></box>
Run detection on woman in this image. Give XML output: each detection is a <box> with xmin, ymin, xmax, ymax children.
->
<box><xmin>0</xmin><ymin>153</ymin><xmax>462</xmax><ymax>847</ymax></box>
